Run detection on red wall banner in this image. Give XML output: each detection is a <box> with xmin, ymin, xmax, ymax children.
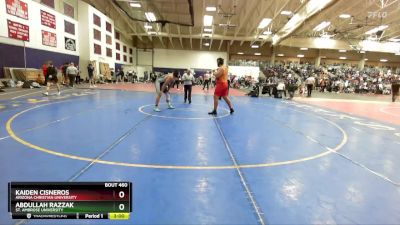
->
<box><xmin>41</xmin><ymin>10</ymin><xmax>56</xmax><ymax>29</ymax></box>
<box><xmin>6</xmin><ymin>0</ymin><xmax>28</xmax><ymax>20</ymax></box>
<box><xmin>7</xmin><ymin>20</ymin><xmax>29</xmax><ymax>41</ymax></box>
<box><xmin>42</xmin><ymin>30</ymin><xmax>57</xmax><ymax>47</ymax></box>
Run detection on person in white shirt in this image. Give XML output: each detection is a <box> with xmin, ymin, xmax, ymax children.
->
<box><xmin>66</xmin><ymin>62</ymin><xmax>78</xmax><ymax>87</ymax></box>
<box><xmin>203</xmin><ymin>71</ymin><xmax>211</xmax><ymax>90</ymax></box>
<box><xmin>211</xmin><ymin>74</ymin><xmax>216</xmax><ymax>88</ymax></box>
<box><xmin>276</xmin><ymin>81</ymin><xmax>286</xmax><ymax>98</ymax></box>
<box><xmin>305</xmin><ymin>76</ymin><xmax>315</xmax><ymax>97</ymax></box>
<box><xmin>182</xmin><ymin>70</ymin><xmax>195</xmax><ymax>104</ymax></box>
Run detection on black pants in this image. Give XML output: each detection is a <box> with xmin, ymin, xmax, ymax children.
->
<box><xmin>184</xmin><ymin>85</ymin><xmax>192</xmax><ymax>103</ymax></box>
<box><xmin>392</xmin><ymin>83</ymin><xmax>400</xmax><ymax>102</ymax></box>
<box><xmin>44</xmin><ymin>75</ymin><xmax>48</xmax><ymax>86</ymax></box>
<box><xmin>174</xmin><ymin>81</ymin><xmax>180</xmax><ymax>89</ymax></box>
<box><xmin>75</xmin><ymin>75</ymin><xmax>81</xmax><ymax>84</ymax></box>
<box><xmin>203</xmin><ymin>80</ymin><xmax>210</xmax><ymax>90</ymax></box>
<box><xmin>307</xmin><ymin>84</ymin><xmax>313</xmax><ymax>97</ymax></box>
<box><xmin>68</xmin><ymin>74</ymin><xmax>76</xmax><ymax>87</ymax></box>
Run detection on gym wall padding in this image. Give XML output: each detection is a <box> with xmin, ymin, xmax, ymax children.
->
<box><xmin>0</xmin><ymin>43</ymin><xmax>79</xmax><ymax>78</ymax></box>
<box><xmin>0</xmin><ymin>44</ymin><xmax>25</xmax><ymax>78</ymax></box>
<box><xmin>115</xmin><ymin>63</ymin><xmax>124</xmax><ymax>72</ymax></box>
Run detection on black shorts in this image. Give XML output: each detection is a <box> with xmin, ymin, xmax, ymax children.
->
<box><xmin>48</xmin><ymin>74</ymin><xmax>58</xmax><ymax>83</ymax></box>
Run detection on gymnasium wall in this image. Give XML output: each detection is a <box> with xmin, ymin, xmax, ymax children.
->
<box><xmin>152</xmin><ymin>49</ymin><xmax>228</xmax><ymax>70</ymax></box>
<box><xmin>77</xmin><ymin>1</ymin><xmax>135</xmax><ymax>78</ymax></box>
<box><xmin>0</xmin><ymin>0</ymin><xmax>79</xmax><ymax>55</ymax></box>
<box><xmin>0</xmin><ymin>0</ymin><xmax>79</xmax><ymax>77</ymax></box>
<box><xmin>0</xmin><ymin>42</ymin><xmax>79</xmax><ymax>77</ymax></box>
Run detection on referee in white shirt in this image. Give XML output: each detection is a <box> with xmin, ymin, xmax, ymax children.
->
<box><xmin>183</xmin><ymin>70</ymin><xmax>195</xmax><ymax>104</ymax></box>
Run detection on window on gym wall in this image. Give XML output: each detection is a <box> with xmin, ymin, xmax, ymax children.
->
<box><xmin>93</xmin><ymin>29</ymin><xmax>101</xmax><ymax>41</ymax></box>
<box><xmin>93</xmin><ymin>14</ymin><xmax>101</xmax><ymax>27</ymax></box>
<box><xmin>64</xmin><ymin>20</ymin><xmax>75</xmax><ymax>35</ymax></box>
<box><xmin>106</xmin><ymin>22</ymin><xmax>112</xmax><ymax>33</ymax></box>
<box><xmin>41</xmin><ymin>0</ymin><xmax>54</xmax><ymax>8</ymax></box>
<box><xmin>63</xmin><ymin>2</ymin><xmax>74</xmax><ymax>18</ymax></box>
<box><xmin>106</xmin><ymin>35</ymin><xmax>112</xmax><ymax>45</ymax></box>
<box><xmin>106</xmin><ymin>48</ymin><xmax>112</xmax><ymax>57</ymax></box>
<box><xmin>94</xmin><ymin>44</ymin><xmax>101</xmax><ymax>55</ymax></box>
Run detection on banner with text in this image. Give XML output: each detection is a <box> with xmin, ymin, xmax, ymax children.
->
<box><xmin>6</xmin><ymin>0</ymin><xmax>28</xmax><ymax>20</ymax></box>
<box><xmin>41</xmin><ymin>10</ymin><xmax>56</xmax><ymax>29</ymax></box>
<box><xmin>7</xmin><ymin>20</ymin><xmax>29</xmax><ymax>41</ymax></box>
<box><xmin>42</xmin><ymin>30</ymin><xmax>57</xmax><ymax>47</ymax></box>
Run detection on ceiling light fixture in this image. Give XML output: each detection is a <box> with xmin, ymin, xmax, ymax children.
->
<box><xmin>203</xmin><ymin>15</ymin><xmax>213</xmax><ymax>27</ymax></box>
<box><xmin>339</xmin><ymin>14</ymin><xmax>351</xmax><ymax>19</ymax></box>
<box><xmin>339</xmin><ymin>49</ymin><xmax>346</xmax><ymax>52</ymax></box>
<box><xmin>300</xmin><ymin>47</ymin><xmax>308</xmax><ymax>50</ymax></box>
<box><xmin>281</xmin><ymin>11</ymin><xmax>292</xmax><ymax>15</ymax></box>
<box><xmin>251</xmin><ymin>45</ymin><xmax>259</xmax><ymax>48</ymax></box>
<box><xmin>277</xmin><ymin>54</ymin><xmax>284</xmax><ymax>56</ymax></box>
<box><xmin>237</xmin><ymin>52</ymin><xmax>244</xmax><ymax>55</ymax></box>
<box><xmin>145</xmin><ymin>12</ymin><xmax>156</xmax><ymax>22</ymax></box>
<box><xmin>204</xmin><ymin>43</ymin><xmax>210</xmax><ymax>46</ymax></box>
<box><xmin>365</xmin><ymin>25</ymin><xmax>388</xmax><ymax>35</ymax></box>
<box><xmin>339</xmin><ymin>56</ymin><xmax>346</xmax><ymax>59</ymax></box>
<box><xmin>313</xmin><ymin>21</ymin><xmax>331</xmax><ymax>32</ymax></box>
<box><xmin>273</xmin><ymin>0</ymin><xmax>333</xmax><ymax>45</ymax></box>
<box><xmin>254</xmin><ymin>53</ymin><xmax>261</xmax><ymax>56</ymax></box>
<box><xmin>380</xmin><ymin>59</ymin><xmax>388</xmax><ymax>62</ymax></box>
<box><xmin>297</xmin><ymin>54</ymin><xmax>304</xmax><ymax>58</ymax></box>
<box><xmin>129</xmin><ymin>2</ymin><xmax>141</xmax><ymax>8</ymax></box>
<box><xmin>206</xmin><ymin>6</ymin><xmax>217</xmax><ymax>12</ymax></box>
<box><xmin>389</xmin><ymin>38</ymin><xmax>400</xmax><ymax>42</ymax></box>
<box><xmin>258</xmin><ymin>18</ymin><xmax>272</xmax><ymax>29</ymax></box>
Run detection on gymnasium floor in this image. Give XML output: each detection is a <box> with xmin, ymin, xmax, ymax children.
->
<box><xmin>0</xmin><ymin>85</ymin><xmax>400</xmax><ymax>224</ymax></box>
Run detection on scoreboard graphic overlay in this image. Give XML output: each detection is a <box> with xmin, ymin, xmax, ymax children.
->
<box><xmin>8</xmin><ymin>182</ymin><xmax>132</xmax><ymax>220</ymax></box>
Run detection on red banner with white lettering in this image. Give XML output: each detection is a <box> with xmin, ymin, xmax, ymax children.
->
<box><xmin>7</xmin><ymin>20</ymin><xmax>29</xmax><ymax>41</ymax></box>
<box><xmin>6</xmin><ymin>0</ymin><xmax>28</xmax><ymax>20</ymax></box>
<box><xmin>41</xmin><ymin>10</ymin><xmax>56</xmax><ymax>29</ymax></box>
<box><xmin>42</xmin><ymin>30</ymin><xmax>57</xmax><ymax>47</ymax></box>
